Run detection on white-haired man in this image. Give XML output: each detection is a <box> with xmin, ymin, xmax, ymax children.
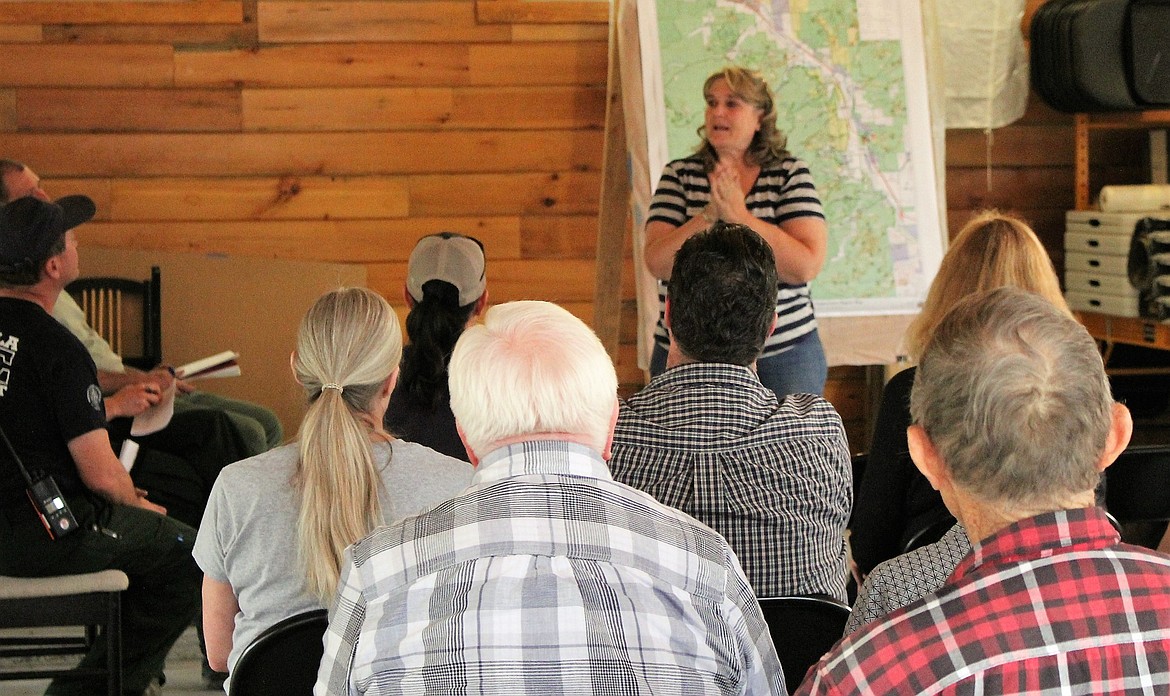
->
<box><xmin>797</xmin><ymin>287</ymin><xmax>1170</xmax><ymax>695</ymax></box>
<box><xmin>316</xmin><ymin>300</ymin><xmax>785</xmax><ymax>695</ymax></box>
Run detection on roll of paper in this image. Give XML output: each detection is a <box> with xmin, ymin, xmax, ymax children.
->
<box><xmin>1099</xmin><ymin>185</ymin><xmax>1170</xmax><ymax>212</ymax></box>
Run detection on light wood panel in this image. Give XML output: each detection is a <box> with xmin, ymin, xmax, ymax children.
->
<box><xmin>17</xmin><ymin>89</ymin><xmax>242</xmax><ymax>132</ymax></box>
<box><xmin>242</xmin><ymin>86</ymin><xmax>605</xmax><ymax>132</ymax></box>
<box><xmin>0</xmin><ymin>44</ymin><xmax>174</xmax><ymax>87</ymax></box>
<box><xmin>407</xmin><ymin>172</ymin><xmax>601</xmax><ymax>216</ymax></box>
<box><xmin>0</xmin><ymin>1</ymin><xmax>242</xmax><ymax>25</ymax></box>
<box><xmin>10</xmin><ymin>130</ymin><xmax>604</xmax><ymax>176</ymax></box>
<box><xmin>520</xmin><ymin>215</ymin><xmax>609</xmax><ymax>259</ymax></box>
<box><xmin>0</xmin><ymin>24</ymin><xmax>41</xmax><ymax>42</ymax></box>
<box><xmin>511</xmin><ymin>24</ymin><xmax>607</xmax><ymax>42</ymax></box>
<box><xmin>41</xmin><ymin>23</ymin><xmax>253</xmax><ymax>45</ymax></box>
<box><xmin>258</xmin><ymin>2</ymin><xmax>510</xmax><ymax>43</ymax></box>
<box><xmin>77</xmin><ymin>217</ymin><xmax>523</xmax><ymax>262</ymax></box>
<box><xmin>174</xmin><ymin>42</ymin><xmax>607</xmax><ymax>87</ymax></box>
<box><xmin>475</xmin><ymin>0</ymin><xmax>607</xmax><ymax>24</ymax></box>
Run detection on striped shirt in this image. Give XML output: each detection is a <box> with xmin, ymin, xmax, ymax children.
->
<box><xmin>648</xmin><ymin>156</ymin><xmax>825</xmax><ymax>357</ymax></box>
<box><xmin>610</xmin><ymin>363</ymin><xmax>853</xmax><ymax>602</ymax></box>
<box><xmin>798</xmin><ymin>508</ymin><xmax>1170</xmax><ymax>695</ymax></box>
<box><xmin>315</xmin><ymin>440</ymin><xmax>786</xmax><ymax>696</ymax></box>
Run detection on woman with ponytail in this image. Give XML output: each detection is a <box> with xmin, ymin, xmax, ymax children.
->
<box><xmin>193</xmin><ymin>287</ymin><xmax>472</xmax><ymax>691</ymax></box>
<box><xmin>384</xmin><ymin>232</ymin><xmax>488</xmax><ymax>461</ymax></box>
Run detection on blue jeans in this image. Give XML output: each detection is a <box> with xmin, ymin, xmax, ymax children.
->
<box><xmin>649</xmin><ymin>328</ymin><xmax>827</xmax><ymax>400</ymax></box>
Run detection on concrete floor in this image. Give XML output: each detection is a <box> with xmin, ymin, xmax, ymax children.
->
<box><xmin>1</xmin><ymin>625</ymin><xmax>213</xmax><ymax>696</ymax></box>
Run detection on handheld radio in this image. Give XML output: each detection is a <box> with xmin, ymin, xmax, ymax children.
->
<box><xmin>0</xmin><ymin>424</ymin><xmax>78</xmax><ymax>539</ymax></box>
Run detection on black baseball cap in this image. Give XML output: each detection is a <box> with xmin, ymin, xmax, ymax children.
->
<box><xmin>0</xmin><ymin>195</ymin><xmax>95</xmax><ymax>273</ymax></box>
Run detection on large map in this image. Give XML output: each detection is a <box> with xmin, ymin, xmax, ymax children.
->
<box><xmin>638</xmin><ymin>0</ymin><xmax>943</xmax><ymax>316</ymax></box>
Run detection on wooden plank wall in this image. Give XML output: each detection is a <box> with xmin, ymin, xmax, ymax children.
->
<box><xmin>0</xmin><ymin>0</ymin><xmax>1149</xmax><ymax>452</ymax></box>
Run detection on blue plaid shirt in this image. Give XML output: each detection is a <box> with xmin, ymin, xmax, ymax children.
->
<box><xmin>315</xmin><ymin>439</ymin><xmax>785</xmax><ymax>696</ymax></box>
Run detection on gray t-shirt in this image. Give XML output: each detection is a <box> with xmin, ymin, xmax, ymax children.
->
<box><xmin>192</xmin><ymin>439</ymin><xmax>473</xmax><ymax>688</ymax></box>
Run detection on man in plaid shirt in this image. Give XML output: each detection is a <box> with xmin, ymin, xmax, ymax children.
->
<box><xmin>611</xmin><ymin>222</ymin><xmax>852</xmax><ymax>601</ymax></box>
<box><xmin>798</xmin><ymin>288</ymin><xmax>1170</xmax><ymax>695</ymax></box>
<box><xmin>315</xmin><ymin>300</ymin><xmax>785</xmax><ymax>695</ymax></box>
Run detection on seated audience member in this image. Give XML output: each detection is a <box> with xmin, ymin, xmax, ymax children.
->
<box><xmin>194</xmin><ymin>287</ymin><xmax>472</xmax><ymax>693</ymax></box>
<box><xmin>384</xmin><ymin>232</ymin><xmax>487</xmax><ymax>461</ymax></box>
<box><xmin>0</xmin><ymin>195</ymin><xmax>200</xmax><ymax>696</ymax></box>
<box><xmin>798</xmin><ymin>288</ymin><xmax>1170</xmax><ymax>695</ymax></box>
<box><xmin>851</xmin><ymin>212</ymin><xmax>1072</xmax><ymax>577</ymax></box>
<box><xmin>1</xmin><ymin>157</ymin><xmax>283</xmax><ymax>458</ymax></box>
<box><xmin>316</xmin><ymin>301</ymin><xmax>785</xmax><ymax>695</ymax></box>
<box><xmin>610</xmin><ymin>222</ymin><xmax>852</xmax><ymax>601</ymax></box>
<box><xmin>844</xmin><ymin>523</ymin><xmax>970</xmax><ymax>634</ymax></box>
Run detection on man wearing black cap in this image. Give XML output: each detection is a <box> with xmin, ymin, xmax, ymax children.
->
<box><xmin>0</xmin><ymin>196</ymin><xmax>200</xmax><ymax>696</ymax></box>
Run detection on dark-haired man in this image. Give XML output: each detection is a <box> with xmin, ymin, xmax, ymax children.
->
<box><xmin>610</xmin><ymin>222</ymin><xmax>852</xmax><ymax>601</ymax></box>
<box><xmin>0</xmin><ymin>196</ymin><xmax>200</xmax><ymax>696</ymax></box>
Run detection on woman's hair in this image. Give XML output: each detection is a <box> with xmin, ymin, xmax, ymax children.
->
<box><xmin>905</xmin><ymin>211</ymin><xmax>1071</xmax><ymax>360</ymax></box>
<box><xmin>400</xmin><ymin>233</ymin><xmax>486</xmax><ymax>409</ymax></box>
<box><xmin>292</xmin><ymin>286</ymin><xmax>402</xmax><ymax>604</ymax></box>
<box><xmin>695</xmin><ymin>65</ymin><xmax>791</xmax><ymax>170</ymax></box>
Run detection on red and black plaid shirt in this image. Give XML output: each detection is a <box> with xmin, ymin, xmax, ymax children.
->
<box><xmin>798</xmin><ymin>507</ymin><xmax>1170</xmax><ymax>695</ymax></box>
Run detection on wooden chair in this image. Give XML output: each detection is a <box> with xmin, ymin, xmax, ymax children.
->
<box><xmin>66</xmin><ymin>266</ymin><xmax>161</xmax><ymax>370</ymax></box>
<box><xmin>0</xmin><ymin>570</ymin><xmax>128</xmax><ymax>695</ymax></box>
<box><xmin>229</xmin><ymin>609</ymin><xmax>328</xmax><ymax>696</ymax></box>
<box><xmin>757</xmin><ymin>595</ymin><xmax>851</xmax><ymax>690</ymax></box>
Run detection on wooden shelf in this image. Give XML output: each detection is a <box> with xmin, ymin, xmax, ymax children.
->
<box><xmin>1077</xmin><ymin>310</ymin><xmax>1170</xmax><ymax>350</ymax></box>
<box><xmin>1074</xmin><ymin>112</ymin><xmax>1170</xmax><ymax>209</ymax></box>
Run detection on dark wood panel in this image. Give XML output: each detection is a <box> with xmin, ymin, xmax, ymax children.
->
<box><xmin>42</xmin><ymin>22</ymin><xmax>253</xmax><ymax>46</ymax></box>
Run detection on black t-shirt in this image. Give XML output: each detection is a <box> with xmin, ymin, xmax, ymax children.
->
<box><xmin>0</xmin><ymin>297</ymin><xmax>107</xmax><ymax>511</ymax></box>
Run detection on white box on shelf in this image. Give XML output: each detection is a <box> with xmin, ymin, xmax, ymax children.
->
<box><xmin>1064</xmin><ymin>251</ymin><xmax>1129</xmax><ymax>275</ymax></box>
<box><xmin>1065</xmin><ymin>270</ymin><xmax>1140</xmax><ymax>298</ymax></box>
<box><xmin>1065</xmin><ymin>291</ymin><xmax>1141</xmax><ymax>317</ymax></box>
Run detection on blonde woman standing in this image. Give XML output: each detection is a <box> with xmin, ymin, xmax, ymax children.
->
<box><xmin>644</xmin><ymin>65</ymin><xmax>829</xmax><ymax>399</ymax></box>
<box><xmin>194</xmin><ymin>287</ymin><xmax>472</xmax><ymax>692</ymax></box>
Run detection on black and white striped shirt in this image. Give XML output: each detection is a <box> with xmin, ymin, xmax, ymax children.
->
<box><xmin>648</xmin><ymin>155</ymin><xmax>825</xmax><ymax>356</ymax></box>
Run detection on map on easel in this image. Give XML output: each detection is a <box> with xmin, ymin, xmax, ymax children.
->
<box><xmin>635</xmin><ymin>0</ymin><xmax>944</xmax><ymax>317</ymax></box>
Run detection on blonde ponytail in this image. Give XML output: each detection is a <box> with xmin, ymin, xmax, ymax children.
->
<box><xmin>292</xmin><ymin>287</ymin><xmax>402</xmax><ymax>604</ymax></box>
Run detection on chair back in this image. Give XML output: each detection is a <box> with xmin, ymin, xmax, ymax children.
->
<box><xmin>230</xmin><ymin>609</ymin><xmax>328</xmax><ymax>696</ymax></box>
<box><xmin>66</xmin><ymin>266</ymin><xmax>161</xmax><ymax>370</ymax></box>
<box><xmin>901</xmin><ymin>513</ymin><xmax>957</xmax><ymax>555</ymax></box>
<box><xmin>1105</xmin><ymin>443</ymin><xmax>1170</xmax><ymax>522</ymax></box>
<box><xmin>757</xmin><ymin>594</ymin><xmax>851</xmax><ymax>689</ymax></box>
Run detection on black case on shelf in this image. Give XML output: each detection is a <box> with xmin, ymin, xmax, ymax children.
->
<box><xmin>1031</xmin><ymin>0</ymin><xmax>1170</xmax><ymax>113</ymax></box>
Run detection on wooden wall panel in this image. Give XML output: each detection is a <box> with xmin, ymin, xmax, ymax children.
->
<box><xmin>17</xmin><ymin>89</ymin><xmax>242</xmax><ymax>132</ymax></box>
<box><xmin>407</xmin><ymin>172</ymin><xmax>600</xmax><ymax>216</ymax></box>
<box><xmin>0</xmin><ymin>44</ymin><xmax>173</xmax><ymax>87</ymax></box>
<box><xmin>0</xmin><ymin>1</ymin><xmax>242</xmax><ymax>25</ymax></box>
<box><xmin>475</xmin><ymin>0</ymin><xmax>607</xmax><ymax>24</ymax></box>
<box><xmin>41</xmin><ymin>23</ymin><xmax>253</xmax><ymax>45</ymax></box>
<box><xmin>242</xmin><ymin>86</ymin><xmax>605</xmax><ymax>132</ymax></box>
<box><xmin>0</xmin><ymin>89</ymin><xmax>14</xmax><ymax>131</ymax></box>
<box><xmin>258</xmin><ymin>2</ymin><xmax>510</xmax><ymax>43</ymax></box>
<box><xmin>78</xmin><ymin>217</ymin><xmax>523</xmax><ymax>262</ymax></box>
<box><xmin>8</xmin><ymin>130</ymin><xmax>603</xmax><ymax>175</ymax></box>
<box><xmin>0</xmin><ymin>25</ymin><xmax>41</xmax><ymax>42</ymax></box>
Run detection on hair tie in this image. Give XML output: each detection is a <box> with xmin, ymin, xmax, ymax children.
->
<box><xmin>321</xmin><ymin>383</ymin><xmax>344</xmax><ymax>394</ymax></box>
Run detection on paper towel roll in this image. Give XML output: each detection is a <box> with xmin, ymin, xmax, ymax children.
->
<box><xmin>1099</xmin><ymin>185</ymin><xmax>1170</xmax><ymax>212</ymax></box>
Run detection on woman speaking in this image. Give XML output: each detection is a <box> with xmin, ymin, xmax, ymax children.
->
<box><xmin>644</xmin><ymin>65</ymin><xmax>829</xmax><ymax>398</ymax></box>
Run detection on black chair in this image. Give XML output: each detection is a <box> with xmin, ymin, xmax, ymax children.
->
<box><xmin>901</xmin><ymin>513</ymin><xmax>958</xmax><ymax>555</ymax></box>
<box><xmin>230</xmin><ymin>609</ymin><xmax>328</xmax><ymax>696</ymax></box>
<box><xmin>0</xmin><ymin>570</ymin><xmax>128</xmax><ymax>695</ymax></box>
<box><xmin>757</xmin><ymin>595</ymin><xmax>851</xmax><ymax>689</ymax></box>
<box><xmin>1105</xmin><ymin>442</ymin><xmax>1170</xmax><ymax>547</ymax></box>
<box><xmin>66</xmin><ymin>266</ymin><xmax>161</xmax><ymax>370</ymax></box>
<box><xmin>1106</xmin><ymin>443</ymin><xmax>1170</xmax><ymax>522</ymax></box>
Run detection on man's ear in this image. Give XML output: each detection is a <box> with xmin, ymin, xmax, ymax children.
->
<box><xmin>664</xmin><ymin>298</ymin><xmax>672</xmax><ymax>330</ymax></box>
<box><xmin>907</xmin><ymin>424</ymin><xmax>948</xmax><ymax>491</ymax></box>
<box><xmin>601</xmin><ymin>399</ymin><xmax>619</xmax><ymax>461</ymax></box>
<box><xmin>1097</xmin><ymin>402</ymin><xmax>1134</xmax><ymax>473</ymax></box>
<box><xmin>473</xmin><ymin>290</ymin><xmax>489</xmax><ymax>317</ymax></box>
